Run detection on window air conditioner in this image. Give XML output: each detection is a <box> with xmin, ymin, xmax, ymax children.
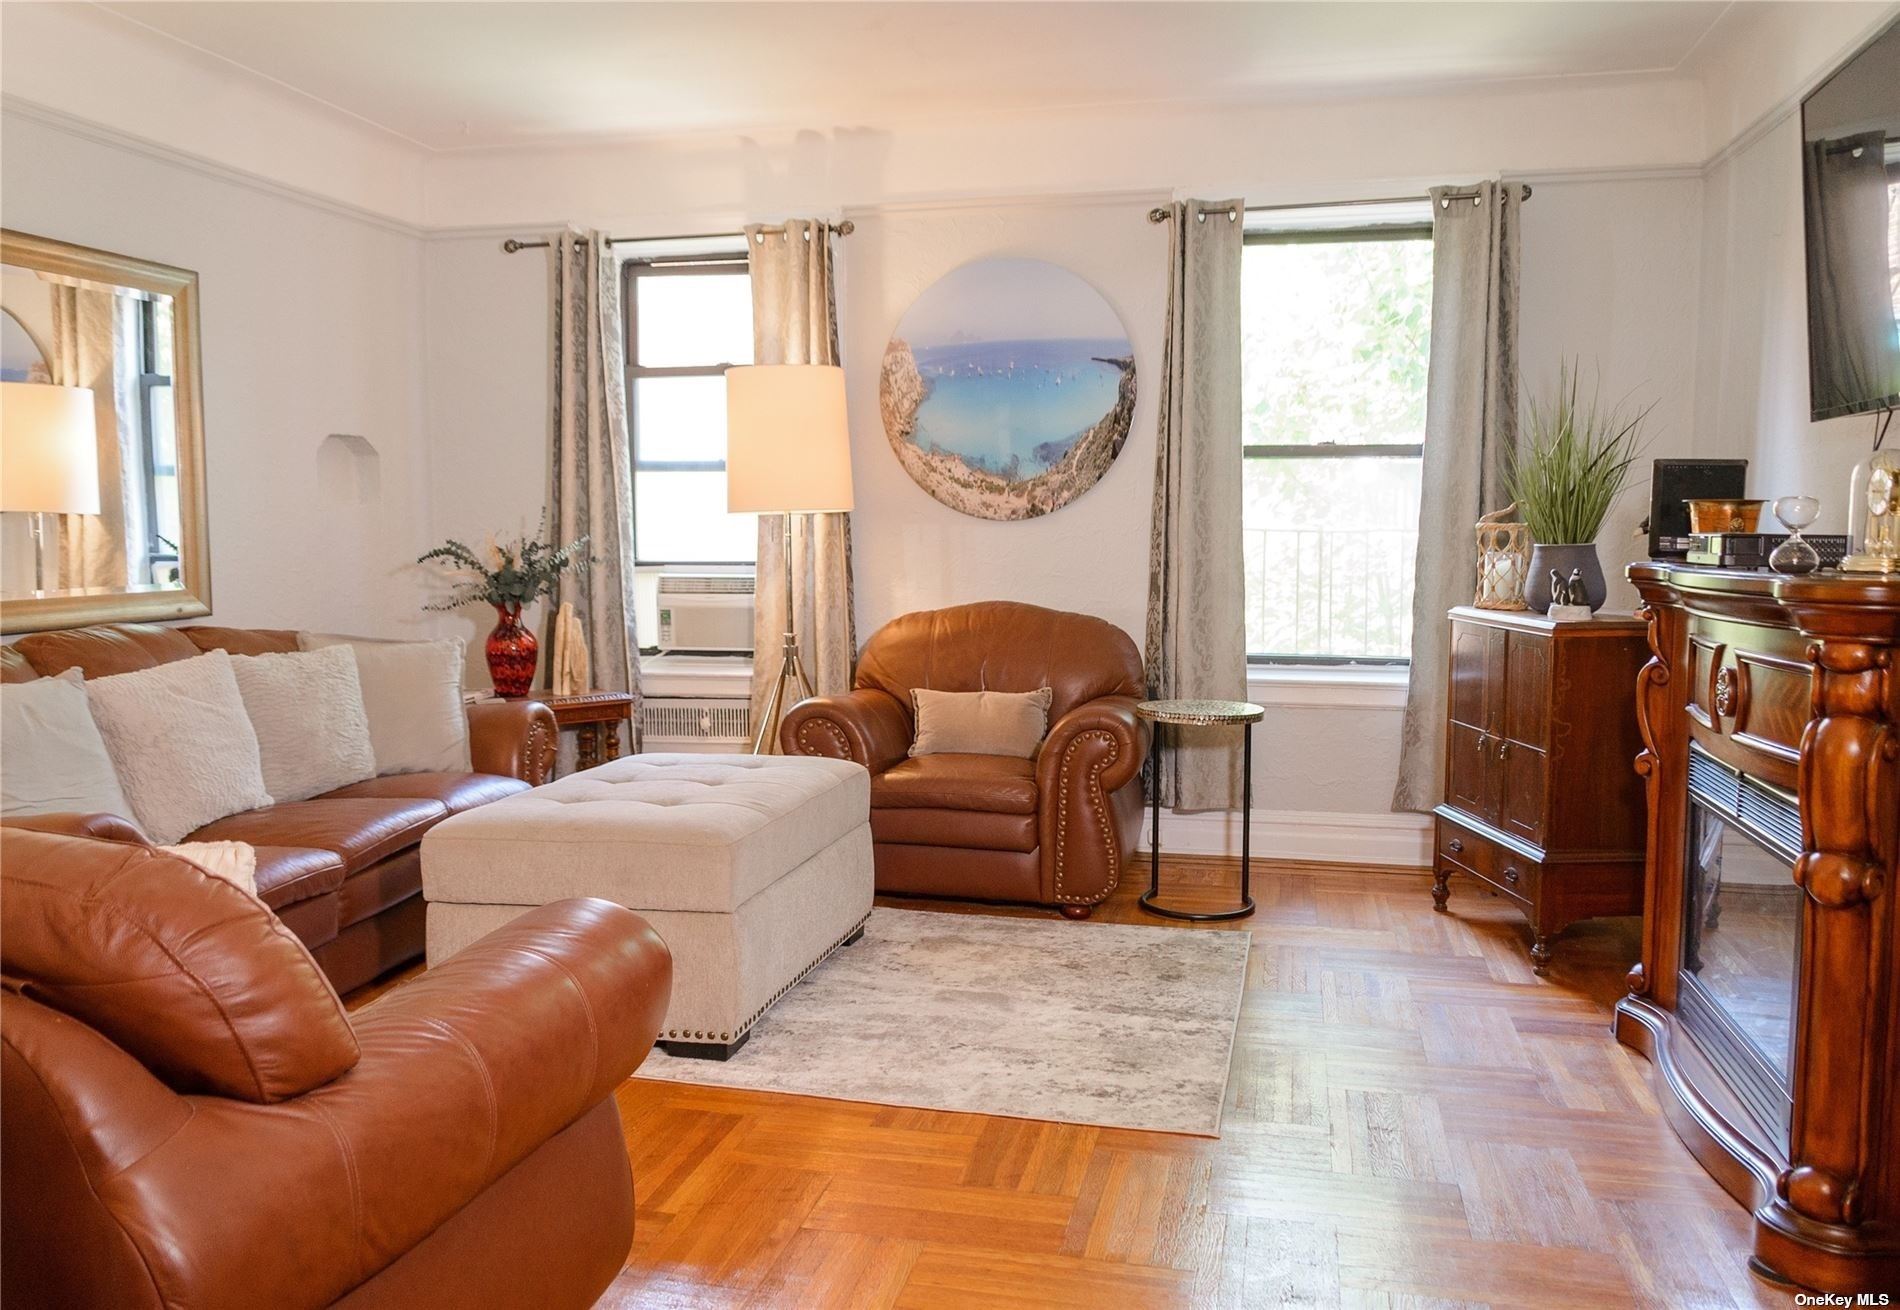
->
<box><xmin>656</xmin><ymin>574</ymin><xmax>755</xmax><ymax>654</ymax></box>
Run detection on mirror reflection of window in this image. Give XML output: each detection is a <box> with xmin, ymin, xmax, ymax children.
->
<box><xmin>0</xmin><ymin>267</ymin><xmax>186</xmax><ymax>598</ymax></box>
<box><xmin>1800</xmin><ymin>18</ymin><xmax>1900</xmax><ymax>419</ymax></box>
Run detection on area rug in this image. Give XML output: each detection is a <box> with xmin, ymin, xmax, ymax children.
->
<box><xmin>636</xmin><ymin>907</ymin><xmax>1251</xmax><ymax>1137</ymax></box>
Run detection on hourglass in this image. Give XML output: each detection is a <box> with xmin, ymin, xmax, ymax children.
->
<box><xmin>1768</xmin><ymin>495</ymin><xmax>1821</xmax><ymax>575</ymax></box>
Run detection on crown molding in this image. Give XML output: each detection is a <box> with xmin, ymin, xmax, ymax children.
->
<box><xmin>1</xmin><ymin>95</ymin><xmax>426</xmax><ymax>238</ymax></box>
<box><xmin>1699</xmin><ymin>4</ymin><xmax>1900</xmax><ymax>174</ymax></box>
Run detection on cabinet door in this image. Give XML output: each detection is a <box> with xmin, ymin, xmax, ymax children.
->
<box><xmin>1499</xmin><ymin>740</ymin><xmax>1547</xmax><ymax>845</ymax></box>
<box><xmin>1449</xmin><ymin>623</ymin><xmax>1491</xmax><ymax>729</ymax></box>
<box><xmin>1504</xmin><ymin>632</ymin><xmax>1549</xmax><ymax>749</ymax></box>
<box><xmin>1447</xmin><ymin>722</ymin><xmax>1499</xmax><ymax>823</ymax></box>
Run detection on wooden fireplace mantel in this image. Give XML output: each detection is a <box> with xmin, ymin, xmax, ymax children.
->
<box><xmin>1621</xmin><ymin>563</ymin><xmax>1900</xmax><ymax>1293</ymax></box>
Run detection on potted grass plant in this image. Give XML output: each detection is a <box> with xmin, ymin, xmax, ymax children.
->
<box><xmin>1506</xmin><ymin>361</ymin><xmax>1652</xmax><ymax>612</ymax></box>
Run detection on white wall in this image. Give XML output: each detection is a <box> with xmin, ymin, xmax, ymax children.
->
<box><xmin>0</xmin><ymin>109</ymin><xmax>434</xmax><ymax>636</ymax></box>
<box><xmin>418</xmin><ymin>179</ymin><xmax>1709</xmax><ymax>844</ymax></box>
<box><xmin>1694</xmin><ymin>116</ymin><xmax>1883</xmax><ymax>528</ymax></box>
<box><xmin>12</xmin><ymin>0</ymin><xmax>1879</xmax><ymax>862</ymax></box>
<box><xmin>1516</xmin><ymin>174</ymin><xmax>1707</xmax><ymax>613</ymax></box>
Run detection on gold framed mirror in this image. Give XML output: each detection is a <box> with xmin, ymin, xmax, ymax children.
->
<box><xmin>1</xmin><ymin>230</ymin><xmax>210</xmax><ymax>633</ymax></box>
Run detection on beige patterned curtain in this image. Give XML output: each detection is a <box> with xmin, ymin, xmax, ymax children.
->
<box><xmin>746</xmin><ymin>219</ymin><xmax>855</xmax><ymax>750</ymax></box>
<box><xmin>52</xmin><ymin>283</ymin><xmax>142</xmax><ymax>590</ymax></box>
<box><xmin>548</xmin><ymin>229</ymin><xmax>641</xmax><ymax>733</ymax></box>
<box><xmin>1146</xmin><ymin>200</ymin><xmax>1246</xmax><ymax>812</ymax></box>
<box><xmin>1392</xmin><ymin>182</ymin><xmax>1521</xmax><ymax>813</ymax></box>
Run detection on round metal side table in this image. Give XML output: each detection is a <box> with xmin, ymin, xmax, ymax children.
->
<box><xmin>1136</xmin><ymin>699</ymin><xmax>1264</xmax><ymax>922</ymax></box>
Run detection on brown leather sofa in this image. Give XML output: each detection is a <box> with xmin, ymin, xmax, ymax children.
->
<box><xmin>1</xmin><ymin>623</ymin><xmax>557</xmax><ymax>993</ymax></box>
<box><xmin>780</xmin><ymin>601</ymin><xmax>1148</xmax><ymax>918</ymax></box>
<box><xmin>1</xmin><ymin>826</ymin><xmax>670</xmax><ymax>1309</ymax></box>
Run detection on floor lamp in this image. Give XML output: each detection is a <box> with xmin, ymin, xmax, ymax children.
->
<box><xmin>0</xmin><ymin>382</ymin><xmax>100</xmax><ymax>594</ymax></box>
<box><xmin>724</xmin><ymin>364</ymin><xmax>855</xmax><ymax>754</ymax></box>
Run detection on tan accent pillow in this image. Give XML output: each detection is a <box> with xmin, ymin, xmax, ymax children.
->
<box><xmin>909</xmin><ymin>687</ymin><xmax>1054</xmax><ymax>759</ymax></box>
<box><xmin>1</xmin><ymin>668</ymin><xmax>133</xmax><ymax>821</ymax></box>
<box><xmin>298</xmin><ymin>634</ymin><xmax>470</xmax><ymax>775</ymax></box>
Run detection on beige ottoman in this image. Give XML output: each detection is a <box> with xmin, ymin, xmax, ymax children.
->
<box><xmin>421</xmin><ymin>753</ymin><xmax>872</xmax><ymax>1059</ymax></box>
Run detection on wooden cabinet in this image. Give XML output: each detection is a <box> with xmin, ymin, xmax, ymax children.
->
<box><xmin>1620</xmin><ymin>564</ymin><xmax>1900</xmax><ymax>1295</ymax></box>
<box><xmin>1432</xmin><ymin>607</ymin><xmax>1648</xmax><ymax>974</ymax></box>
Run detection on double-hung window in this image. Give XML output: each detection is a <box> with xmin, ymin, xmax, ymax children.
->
<box><xmin>622</xmin><ymin>245</ymin><xmax>758</xmax><ymax>565</ymax></box>
<box><xmin>1242</xmin><ymin>200</ymin><xmax>1434</xmax><ymax>664</ymax></box>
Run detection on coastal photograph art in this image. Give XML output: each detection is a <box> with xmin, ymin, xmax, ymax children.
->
<box><xmin>879</xmin><ymin>258</ymin><xmax>1135</xmax><ymax>520</ymax></box>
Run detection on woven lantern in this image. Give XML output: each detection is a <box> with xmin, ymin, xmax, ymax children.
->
<box><xmin>1475</xmin><ymin>504</ymin><xmax>1531</xmax><ymax>611</ymax></box>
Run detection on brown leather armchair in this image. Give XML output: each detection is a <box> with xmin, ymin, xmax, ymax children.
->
<box><xmin>1</xmin><ymin>826</ymin><xmax>671</xmax><ymax>1310</ymax></box>
<box><xmin>780</xmin><ymin>601</ymin><xmax>1148</xmax><ymax>918</ymax></box>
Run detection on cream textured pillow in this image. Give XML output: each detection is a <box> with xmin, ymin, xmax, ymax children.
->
<box><xmin>160</xmin><ymin>840</ymin><xmax>259</xmax><ymax>897</ymax></box>
<box><xmin>299</xmin><ymin>634</ymin><xmax>471</xmax><ymax>775</ymax></box>
<box><xmin>910</xmin><ymin>687</ymin><xmax>1054</xmax><ymax>759</ymax></box>
<box><xmin>1</xmin><ymin>669</ymin><xmax>134</xmax><ymax>821</ymax></box>
<box><xmin>230</xmin><ymin>646</ymin><xmax>376</xmax><ymax>802</ymax></box>
<box><xmin>85</xmin><ymin>651</ymin><xmax>273</xmax><ymax>845</ymax></box>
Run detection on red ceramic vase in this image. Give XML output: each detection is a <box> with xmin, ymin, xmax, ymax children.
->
<box><xmin>485</xmin><ymin>603</ymin><xmax>538</xmax><ymax>697</ymax></box>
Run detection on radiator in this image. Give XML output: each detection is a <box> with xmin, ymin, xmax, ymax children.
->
<box><xmin>640</xmin><ymin>696</ymin><xmax>752</xmax><ymax>753</ymax></box>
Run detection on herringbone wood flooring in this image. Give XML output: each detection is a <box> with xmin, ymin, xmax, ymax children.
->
<box><xmin>355</xmin><ymin>860</ymin><xmax>1790</xmax><ymax>1308</ymax></box>
<box><xmin>597</xmin><ymin>861</ymin><xmax>1790</xmax><ymax>1309</ymax></box>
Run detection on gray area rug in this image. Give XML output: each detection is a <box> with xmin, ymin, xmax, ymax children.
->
<box><xmin>636</xmin><ymin>907</ymin><xmax>1250</xmax><ymax>1137</ymax></box>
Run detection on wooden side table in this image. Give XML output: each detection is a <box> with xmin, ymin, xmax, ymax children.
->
<box><xmin>533</xmin><ymin>690</ymin><xmax>635</xmax><ymax>774</ymax></box>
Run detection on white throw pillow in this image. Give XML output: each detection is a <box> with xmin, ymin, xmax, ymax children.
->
<box><xmin>160</xmin><ymin>840</ymin><xmax>259</xmax><ymax>897</ymax></box>
<box><xmin>230</xmin><ymin>646</ymin><xmax>376</xmax><ymax>802</ymax></box>
<box><xmin>299</xmin><ymin>634</ymin><xmax>471</xmax><ymax>775</ymax></box>
<box><xmin>1</xmin><ymin>668</ymin><xmax>135</xmax><ymax>821</ymax></box>
<box><xmin>85</xmin><ymin>650</ymin><xmax>273</xmax><ymax>845</ymax></box>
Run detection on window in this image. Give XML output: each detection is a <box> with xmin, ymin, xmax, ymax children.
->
<box><xmin>1242</xmin><ymin>201</ymin><xmax>1433</xmax><ymax>664</ymax></box>
<box><xmin>623</xmin><ymin>249</ymin><xmax>757</xmax><ymax>565</ymax></box>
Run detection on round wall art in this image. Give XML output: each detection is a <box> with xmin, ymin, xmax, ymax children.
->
<box><xmin>879</xmin><ymin>258</ymin><xmax>1136</xmax><ymax>521</ymax></box>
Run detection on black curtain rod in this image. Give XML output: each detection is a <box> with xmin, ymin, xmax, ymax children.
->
<box><xmin>1146</xmin><ymin>185</ymin><xmax>1533</xmax><ymax>224</ymax></box>
<box><xmin>501</xmin><ymin>219</ymin><xmax>855</xmax><ymax>254</ymax></box>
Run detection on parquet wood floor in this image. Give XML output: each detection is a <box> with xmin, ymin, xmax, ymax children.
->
<box><xmin>356</xmin><ymin>860</ymin><xmax>1791</xmax><ymax>1308</ymax></box>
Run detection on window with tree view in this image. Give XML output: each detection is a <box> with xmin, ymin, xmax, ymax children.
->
<box><xmin>624</xmin><ymin>252</ymin><xmax>758</xmax><ymax>565</ymax></box>
<box><xmin>1242</xmin><ymin>203</ymin><xmax>1433</xmax><ymax>663</ymax></box>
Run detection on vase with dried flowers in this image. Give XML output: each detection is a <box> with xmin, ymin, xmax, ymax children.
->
<box><xmin>418</xmin><ymin>520</ymin><xmax>592</xmax><ymax>696</ymax></box>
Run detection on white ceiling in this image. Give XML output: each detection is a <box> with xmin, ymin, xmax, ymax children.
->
<box><xmin>94</xmin><ymin>1</ymin><xmax>1740</xmax><ymax>151</ymax></box>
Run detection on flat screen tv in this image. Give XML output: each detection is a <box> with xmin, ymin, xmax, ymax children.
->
<box><xmin>1801</xmin><ymin>18</ymin><xmax>1900</xmax><ymax>421</ymax></box>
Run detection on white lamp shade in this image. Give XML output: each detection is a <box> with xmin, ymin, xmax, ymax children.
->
<box><xmin>2</xmin><ymin>382</ymin><xmax>100</xmax><ymax>515</ymax></box>
<box><xmin>725</xmin><ymin>364</ymin><xmax>854</xmax><ymax>514</ymax></box>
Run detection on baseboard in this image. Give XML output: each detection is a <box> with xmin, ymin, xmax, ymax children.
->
<box><xmin>1143</xmin><ymin>808</ymin><xmax>1432</xmax><ymax>869</ymax></box>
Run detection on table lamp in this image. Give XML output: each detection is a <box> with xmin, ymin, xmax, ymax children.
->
<box><xmin>1</xmin><ymin>382</ymin><xmax>100</xmax><ymax>594</ymax></box>
<box><xmin>725</xmin><ymin>363</ymin><xmax>853</xmax><ymax>753</ymax></box>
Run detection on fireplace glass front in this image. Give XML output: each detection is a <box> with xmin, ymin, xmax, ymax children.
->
<box><xmin>1679</xmin><ymin>745</ymin><xmax>1801</xmax><ymax>1143</ymax></box>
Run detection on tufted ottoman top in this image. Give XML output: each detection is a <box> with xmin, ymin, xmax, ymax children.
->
<box><xmin>422</xmin><ymin>754</ymin><xmax>870</xmax><ymax>913</ymax></box>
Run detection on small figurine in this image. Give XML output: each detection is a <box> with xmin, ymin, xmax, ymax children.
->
<box><xmin>1546</xmin><ymin>568</ymin><xmax>1594</xmax><ymax>621</ymax></box>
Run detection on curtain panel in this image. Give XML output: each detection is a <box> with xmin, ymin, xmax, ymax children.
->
<box><xmin>1145</xmin><ymin>199</ymin><xmax>1248</xmax><ymax>812</ymax></box>
<box><xmin>548</xmin><ymin>228</ymin><xmax>641</xmax><ymax>736</ymax></box>
<box><xmin>52</xmin><ymin>285</ymin><xmax>141</xmax><ymax>590</ymax></box>
<box><xmin>1392</xmin><ymin>182</ymin><xmax>1522</xmax><ymax>813</ymax></box>
<box><xmin>746</xmin><ymin>219</ymin><xmax>856</xmax><ymax>750</ymax></box>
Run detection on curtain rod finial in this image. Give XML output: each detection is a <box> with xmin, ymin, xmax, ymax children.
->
<box><xmin>501</xmin><ymin>238</ymin><xmax>526</xmax><ymax>254</ymax></box>
<box><xmin>1148</xmin><ymin>206</ymin><xmax>1173</xmax><ymax>224</ymax></box>
<box><xmin>835</xmin><ymin>219</ymin><xmax>856</xmax><ymax>236</ymax></box>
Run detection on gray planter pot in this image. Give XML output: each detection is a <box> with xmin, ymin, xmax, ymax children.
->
<box><xmin>1526</xmin><ymin>542</ymin><xmax>1607</xmax><ymax>612</ymax></box>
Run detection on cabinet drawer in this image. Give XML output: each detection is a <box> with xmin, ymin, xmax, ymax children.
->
<box><xmin>1438</xmin><ymin>825</ymin><xmax>1538</xmax><ymax>906</ymax></box>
